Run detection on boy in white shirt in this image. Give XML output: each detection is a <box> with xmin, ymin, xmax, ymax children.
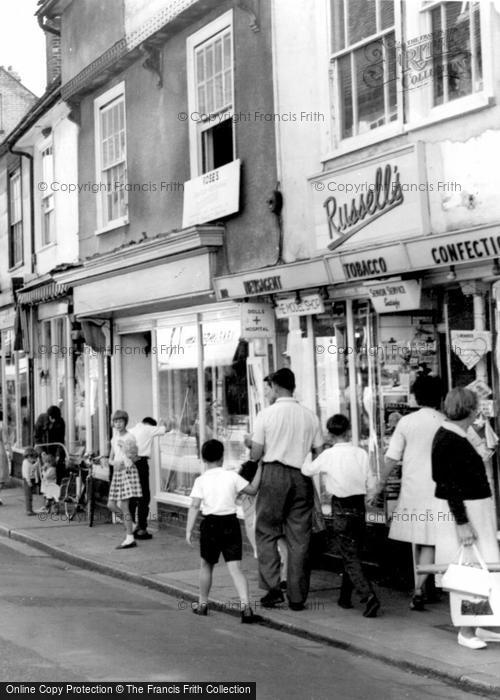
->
<box><xmin>186</xmin><ymin>439</ymin><xmax>261</xmax><ymax>623</ymax></box>
<box><xmin>302</xmin><ymin>414</ymin><xmax>380</xmax><ymax>618</ymax></box>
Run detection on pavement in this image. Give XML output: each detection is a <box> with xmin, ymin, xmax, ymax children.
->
<box><xmin>1</xmin><ymin>485</ymin><xmax>500</xmax><ymax>696</ymax></box>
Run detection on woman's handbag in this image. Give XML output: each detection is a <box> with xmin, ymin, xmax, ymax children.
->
<box><xmin>441</xmin><ymin>544</ymin><xmax>492</xmax><ymax>600</ymax></box>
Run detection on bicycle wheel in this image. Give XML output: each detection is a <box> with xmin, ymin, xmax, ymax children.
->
<box><xmin>87</xmin><ymin>476</ymin><xmax>95</xmax><ymax>527</ymax></box>
<box><xmin>61</xmin><ymin>474</ymin><xmax>78</xmax><ymax>521</ymax></box>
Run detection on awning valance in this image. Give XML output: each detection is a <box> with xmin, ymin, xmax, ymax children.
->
<box><xmin>16</xmin><ymin>281</ymin><xmax>70</xmax><ymax>306</ymax></box>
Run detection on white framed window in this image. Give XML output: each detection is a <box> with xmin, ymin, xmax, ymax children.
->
<box><xmin>329</xmin><ymin>0</ymin><xmax>398</xmax><ymax>141</ymax></box>
<box><xmin>425</xmin><ymin>1</ymin><xmax>482</xmax><ymax>107</ymax></box>
<box><xmin>41</xmin><ymin>143</ymin><xmax>55</xmax><ymax>246</ymax></box>
<box><xmin>94</xmin><ymin>82</ymin><xmax>127</xmax><ymax>233</ymax></box>
<box><xmin>187</xmin><ymin>11</ymin><xmax>235</xmax><ymax>176</ymax></box>
<box><xmin>9</xmin><ymin>168</ymin><xmax>23</xmax><ymax>268</ymax></box>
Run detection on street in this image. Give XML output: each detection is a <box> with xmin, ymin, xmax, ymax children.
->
<box><xmin>0</xmin><ymin>538</ymin><xmax>488</xmax><ymax>700</ymax></box>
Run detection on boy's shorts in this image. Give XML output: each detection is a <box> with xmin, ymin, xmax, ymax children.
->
<box><xmin>200</xmin><ymin>513</ymin><xmax>242</xmax><ymax>564</ymax></box>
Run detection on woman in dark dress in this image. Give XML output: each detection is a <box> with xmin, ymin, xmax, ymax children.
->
<box><xmin>47</xmin><ymin>406</ymin><xmax>66</xmax><ymax>484</ymax></box>
<box><xmin>432</xmin><ymin>387</ymin><xmax>500</xmax><ymax>650</ymax></box>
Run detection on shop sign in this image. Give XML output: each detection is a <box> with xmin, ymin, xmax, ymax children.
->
<box><xmin>450</xmin><ymin>330</ymin><xmax>492</xmax><ymax>370</ymax></box>
<box><xmin>311</xmin><ymin>145</ymin><xmax>426</xmax><ymax>252</ymax></box>
<box><xmin>182</xmin><ymin>159</ymin><xmax>241</xmax><ymax>228</ymax></box>
<box><xmin>365</xmin><ymin>279</ymin><xmax>421</xmax><ymax>314</ymax></box>
<box><xmin>408</xmin><ymin>228</ymin><xmax>500</xmax><ymax>269</ymax></box>
<box><xmin>240</xmin><ymin>303</ymin><xmax>275</xmax><ymax>338</ymax></box>
<box><xmin>466</xmin><ymin>379</ymin><xmax>492</xmax><ymax>399</ymax></box>
<box><xmin>0</xmin><ymin>307</ymin><xmax>15</xmax><ymax>330</ymax></box>
<box><xmin>157</xmin><ymin>320</ymin><xmax>241</xmax><ymax>369</ymax></box>
<box><xmin>326</xmin><ymin>243</ymin><xmax>410</xmax><ymax>283</ymax></box>
<box><xmin>275</xmin><ymin>293</ymin><xmax>325</xmax><ymax>319</ymax></box>
<box><xmin>214</xmin><ymin>258</ymin><xmax>328</xmax><ymax>300</ymax></box>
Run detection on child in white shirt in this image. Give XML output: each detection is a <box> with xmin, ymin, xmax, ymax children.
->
<box><xmin>39</xmin><ymin>453</ymin><xmax>59</xmax><ymax>513</ymax></box>
<box><xmin>22</xmin><ymin>448</ymin><xmax>40</xmax><ymax>516</ymax></box>
<box><xmin>302</xmin><ymin>414</ymin><xmax>380</xmax><ymax>618</ymax></box>
<box><xmin>186</xmin><ymin>439</ymin><xmax>261</xmax><ymax>623</ymax></box>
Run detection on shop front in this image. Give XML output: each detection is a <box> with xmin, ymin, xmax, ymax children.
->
<box><xmin>213</xmin><ymin>230</ymin><xmax>500</xmax><ymax>583</ymax></box>
<box><xmin>0</xmin><ymin>303</ymin><xmax>31</xmax><ymax>477</ymax></box>
<box><xmin>63</xmin><ymin>226</ymin><xmax>250</xmax><ymax>525</ymax></box>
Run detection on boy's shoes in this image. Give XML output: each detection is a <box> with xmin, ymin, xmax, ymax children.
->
<box><xmin>409</xmin><ymin>592</ymin><xmax>426</xmax><ymax>611</ymax></box>
<box><xmin>260</xmin><ymin>589</ymin><xmax>285</xmax><ymax>608</ymax></box>
<box><xmin>362</xmin><ymin>594</ymin><xmax>380</xmax><ymax>618</ymax></box>
<box><xmin>288</xmin><ymin>600</ymin><xmax>306</xmax><ymax>611</ymax></box>
<box><xmin>134</xmin><ymin>530</ymin><xmax>153</xmax><ymax>540</ymax></box>
<box><xmin>36</xmin><ymin>507</ymin><xmax>49</xmax><ymax>514</ymax></box>
<box><xmin>115</xmin><ymin>540</ymin><xmax>137</xmax><ymax>549</ymax></box>
<box><xmin>192</xmin><ymin>603</ymin><xmax>208</xmax><ymax>616</ymax></box>
<box><xmin>337</xmin><ymin>596</ymin><xmax>354</xmax><ymax>609</ymax></box>
<box><xmin>26</xmin><ymin>511</ymin><xmax>36</xmax><ymax>516</ymax></box>
<box><xmin>241</xmin><ymin>606</ymin><xmax>262</xmax><ymax>624</ymax></box>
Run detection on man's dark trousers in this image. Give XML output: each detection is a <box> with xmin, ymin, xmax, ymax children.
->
<box><xmin>256</xmin><ymin>462</ymin><xmax>313</xmax><ymax>605</ymax></box>
<box><xmin>129</xmin><ymin>457</ymin><xmax>150</xmax><ymax>531</ymax></box>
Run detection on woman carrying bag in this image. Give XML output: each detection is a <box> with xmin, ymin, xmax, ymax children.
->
<box><xmin>432</xmin><ymin>387</ymin><xmax>500</xmax><ymax>649</ymax></box>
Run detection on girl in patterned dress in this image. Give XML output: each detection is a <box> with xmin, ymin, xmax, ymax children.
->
<box><xmin>108</xmin><ymin>410</ymin><xmax>142</xmax><ymax>549</ymax></box>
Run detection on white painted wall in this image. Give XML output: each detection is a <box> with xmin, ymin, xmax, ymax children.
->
<box><xmin>272</xmin><ymin>0</ymin><xmax>330</xmax><ymax>262</ymax></box>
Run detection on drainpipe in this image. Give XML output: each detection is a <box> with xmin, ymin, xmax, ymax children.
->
<box><xmin>37</xmin><ymin>14</ymin><xmax>60</xmax><ymax>37</ymax></box>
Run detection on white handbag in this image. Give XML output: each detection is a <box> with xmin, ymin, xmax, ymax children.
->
<box><xmin>441</xmin><ymin>544</ymin><xmax>492</xmax><ymax>600</ymax></box>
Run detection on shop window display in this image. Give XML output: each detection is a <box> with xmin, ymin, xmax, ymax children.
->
<box><xmin>158</xmin><ymin>317</ymin><xmax>249</xmax><ymax>498</ymax></box>
<box><xmin>3</xmin><ymin>331</ymin><xmax>16</xmax><ymax>449</ymax></box>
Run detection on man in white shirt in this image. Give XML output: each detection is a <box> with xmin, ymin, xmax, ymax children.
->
<box><xmin>129</xmin><ymin>417</ymin><xmax>167</xmax><ymax>539</ymax></box>
<box><xmin>250</xmin><ymin>368</ymin><xmax>323</xmax><ymax>610</ymax></box>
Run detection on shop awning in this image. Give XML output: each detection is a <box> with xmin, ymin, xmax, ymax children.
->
<box><xmin>16</xmin><ymin>280</ymin><xmax>70</xmax><ymax>306</ymax></box>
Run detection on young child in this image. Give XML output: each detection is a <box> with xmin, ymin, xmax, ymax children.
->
<box><xmin>39</xmin><ymin>453</ymin><xmax>59</xmax><ymax>513</ymax></box>
<box><xmin>186</xmin><ymin>439</ymin><xmax>261</xmax><ymax>623</ymax></box>
<box><xmin>107</xmin><ymin>410</ymin><xmax>142</xmax><ymax>550</ymax></box>
<box><xmin>22</xmin><ymin>448</ymin><xmax>40</xmax><ymax>516</ymax></box>
<box><xmin>302</xmin><ymin>414</ymin><xmax>380</xmax><ymax>618</ymax></box>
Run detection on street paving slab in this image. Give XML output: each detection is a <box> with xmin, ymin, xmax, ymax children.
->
<box><xmin>0</xmin><ymin>484</ymin><xmax>499</xmax><ymax>696</ymax></box>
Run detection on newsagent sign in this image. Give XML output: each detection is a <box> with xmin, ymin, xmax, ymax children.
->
<box><xmin>310</xmin><ymin>144</ymin><xmax>427</xmax><ymax>253</ymax></box>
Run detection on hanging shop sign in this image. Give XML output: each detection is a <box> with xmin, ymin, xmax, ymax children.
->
<box><xmin>466</xmin><ymin>378</ymin><xmax>492</xmax><ymax>399</ymax></box>
<box><xmin>310</xmin><ymin>144</ymin><xmax>427</xmax><ymax>253</ymax></box>
<box><xmin>450</xmin><ymin>330</ymin><xmax>492</xmax><ymax>370</ymax></box>
<box><xmin>240</xmin><ymin>302</ymin><xmax>275</xmax><ymax>339</ymax></box>
<box><xmin>365</xmin><ymin>279</ymin><xmax>421</xmax><ymax>313</ymax></box>
<box><xmin>182</xmin><ymin>159</ymin><xmax>241</xmax><ymax>228</ymax></box>
<box><xmin>275</xmin><ymin>293</ymin><xmax>325</xmax><ymax>319</ymax></box>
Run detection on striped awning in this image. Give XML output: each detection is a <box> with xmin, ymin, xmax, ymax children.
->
<box><xmin>16</xmin><ymin>280</ymin><xmax>70</xmax><ymax>306</ymax></box>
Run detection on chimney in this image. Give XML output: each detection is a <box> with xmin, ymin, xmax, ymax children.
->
<box><xmin>6</xmin><ymin>65</ymin><xmax>22</xmax><ymax>82</ymax></box>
